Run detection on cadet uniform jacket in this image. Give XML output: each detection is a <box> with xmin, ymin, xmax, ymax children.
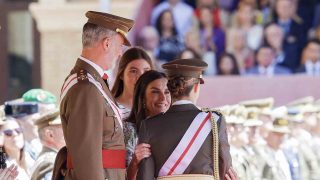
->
<box><xmin>136</xmin><ymin>103</ymin><xmax>232</xmax><ymax>180</ymax></box>
<box><xmin>56</xmin><ymin>59</ymin><xmax>125</xmax><ymax>180</ymax></box>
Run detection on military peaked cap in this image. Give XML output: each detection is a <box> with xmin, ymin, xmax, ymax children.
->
<box><xmin>162</xmin><ymin>58</ymin><xmax>208</xmax><ymax>84</ymax></box>
<box><xmin>85</xmin><ymin>11</ymin><xmax>134</xmax><ymax>46</ymax></box>
<box><xmin>35</xmin><ymin>109</ymin><xmax>61</xmax><ymax>129</ymax></box>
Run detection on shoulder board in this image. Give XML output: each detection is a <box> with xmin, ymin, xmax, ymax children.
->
<box><xmin>76</xmin><ymin>69</ymin><xmax>89</xmax><ymax>82</ymax></box>
<box><xmin>201</xmin><ymin>107</ymin><xmax>223</xmax><ymax>116</ymax></box>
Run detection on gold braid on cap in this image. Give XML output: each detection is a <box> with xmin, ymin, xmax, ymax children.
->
<box><xmin>116</xmin><ymin>28</ymin><xmax>127</xmax><ymax>37</ymax></box>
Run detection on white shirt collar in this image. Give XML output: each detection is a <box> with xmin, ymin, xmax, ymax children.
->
<box><xmin>79</xmin><ymin>56</ymin><xmax>104</xmax><ymax>77</ymax></box>
<box><xmin>258</xmin><ymin>65</ymin><xmax>274</xmax><ymax>77</ymax></box>
<box><xmin>172</xmin><ymin>100</ymin><xmax>193</xmax><ymax>106</ymax></box>
<box><xmin>306</xmin><ymin>60</ymin><xmax>320</xmax><ymax>76</ymax></box>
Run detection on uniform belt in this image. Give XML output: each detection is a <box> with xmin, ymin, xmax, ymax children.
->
<box><xmin>67</xmin><ymin>149</ymin><xmax>126</xmax><ymax>169</ymax></box>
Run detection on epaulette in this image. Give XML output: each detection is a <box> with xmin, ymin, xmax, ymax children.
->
<box><xmin>201</xmin><ymin>107</ymin><xmax>223</xmax><ymax>117</ymax></box>
<box><xmin>76</xmin><ymin>69</ymin><xmax>89</xmax><ymax>82</ymax></box>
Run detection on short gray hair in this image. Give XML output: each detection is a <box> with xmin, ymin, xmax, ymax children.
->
<box><xmin>82</xmin><ymin>22</ymin><xmax>117</xmax><ymax>48</ymax></box>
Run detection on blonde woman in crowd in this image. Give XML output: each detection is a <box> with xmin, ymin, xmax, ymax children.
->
<box><xmin>227</xmin><ymin>29</ymin><xmax>254</xmax><ymax>74</ymax></box>
<box><xmin>229</xmin><ymin>1</ymin><xmax>263</xmax><ymax>50</ymax></box>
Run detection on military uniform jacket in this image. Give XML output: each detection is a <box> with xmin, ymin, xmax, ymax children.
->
<box><xmin>31</xmin><ymin>147</ymin><xmax>57</xmax><ymax>180</ymax></box>
<box><xmin>136</xmin><ymin>103</ymin><xmax>232</xmax><ymax>180</ymax></box>
<box><xmin>58</xmin><ymin>59</ymin><xmax>125</xmax><ymax>180</ymax></box>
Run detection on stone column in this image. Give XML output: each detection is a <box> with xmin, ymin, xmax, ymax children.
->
<box><xmin>29</xmin><ymin>0</ymin><xmax>137</xmax><ymax>98</ymax></box>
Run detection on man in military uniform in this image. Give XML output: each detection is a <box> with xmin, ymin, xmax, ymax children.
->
<box><xmin>260</xmin><ymin>117</ymin><xmax>292</xmax><ymax>180</ymax></box>
<box><xmin>226</xmin><ymin>106</ymin><xmax>253</xmax><ymax>180</ymax></box>
<box><xmin>53</xmin><ymin>11</ymin><xmax>134</xmax><ymax>180</ymax></box>
<box><xmin>31</xmin><ymin>109</ymin><xmax>65</xmax><ymax>180</ymax></box>
<box><xmin>137</xmin><ymin>59</ymin><xmax>236</xmax><ymax>180</ymax></box>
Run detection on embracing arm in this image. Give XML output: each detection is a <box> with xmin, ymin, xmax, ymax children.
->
<box><xmin>136</xmin><ymin>121</ymin><xmax>155</xmax><ymax>180</ymax></box>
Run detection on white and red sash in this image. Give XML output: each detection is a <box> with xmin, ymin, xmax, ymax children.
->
<box><xmin>158</xmin><ymin>111</ymin><xmax>219</xmax><ymax>176</ymax></box>
<box><xmin>60</xmin><ymin>73</ymin><xmax>123</xmax><ymax>128</ymax></box>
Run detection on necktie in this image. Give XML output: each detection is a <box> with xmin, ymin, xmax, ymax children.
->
<box><xmin>102</xmin><ymin>73</ymin><xmax>109</xmax><ymax>88</ymax></box>
<box><xmin>102</xmin><ymin>73</ymin><xmax>108</xmax><ymax>80</ymax></box>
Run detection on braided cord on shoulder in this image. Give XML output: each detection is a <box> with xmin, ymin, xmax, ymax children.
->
<box><xmin>210</xmin><ymin>112</ymin><xmax>219</xmax><ymax>180</ymax></box>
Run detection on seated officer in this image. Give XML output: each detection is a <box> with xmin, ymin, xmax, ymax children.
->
<box><xmin>137</xmin><ymin>59</ymin><xmax>236</xmax><ymax>180</ymax></box>
<box><xmin>31</xmin><ymin>109</ymin><xmax>65</xmax><ymax>180</ymax></box>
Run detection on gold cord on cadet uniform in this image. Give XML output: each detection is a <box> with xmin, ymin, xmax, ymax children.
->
<box><xmin>211</xmin><ymin>113</ymin><xmax>219</xmax><ymax>180</ymax></box>
<box><xmin>202</xmin><ymin>108</ymin><xmax>219</xmax><ymax>180</ymax></box>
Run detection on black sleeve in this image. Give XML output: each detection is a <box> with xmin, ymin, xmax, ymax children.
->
<box><xmin>137</xmin><ymin>120</ymin><xmax>156</xmax><ymax>180</ymax></box>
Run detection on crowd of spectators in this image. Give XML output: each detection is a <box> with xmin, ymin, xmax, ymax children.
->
<box><xmin>135</xmin><ymin>0</ymin><xmax>320</xmax><ymax>76</ymax></box>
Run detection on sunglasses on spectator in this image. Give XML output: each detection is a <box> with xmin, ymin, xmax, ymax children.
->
<box><xmin>2</xmin><ymin>128</ymin><xmax>23</xmax><ymax>137</ymax></box>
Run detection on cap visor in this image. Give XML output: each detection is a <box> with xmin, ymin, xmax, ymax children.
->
<box><xmin>120</xmin><ymin>33</ymin><xmax>131</xmax><ymax>46</ymax></box>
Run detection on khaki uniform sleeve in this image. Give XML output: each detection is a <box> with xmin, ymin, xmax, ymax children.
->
<box><xmin>65</xmin><ymin>83</ymin><xmax>104</xmax><ymax>180</ymax></box>
<box><xmin>137</xmin><ymin>120</ymin><xmax>155</xmax><ymax>180</ymax></box>
<box><xmin>217</xmin><ymin>114</ymin><xmax>232</xmax><ymax>180</ymax></box>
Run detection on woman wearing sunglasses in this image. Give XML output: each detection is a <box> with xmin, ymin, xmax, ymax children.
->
<box><xmin>1</xmin><ymin>118</ymin><xmax>30</xmax><ymax>179</ymax></box>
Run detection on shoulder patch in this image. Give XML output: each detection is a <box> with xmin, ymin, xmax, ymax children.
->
<box><xmin>77</xmin><ymin>69</ymin><xmax>88</xmax><ymax>82</ymax></box>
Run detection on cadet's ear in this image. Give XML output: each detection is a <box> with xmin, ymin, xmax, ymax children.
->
<box><xmin>194</xmin><ymin>82</ymin><xmax>199</xmax><ymax>93</ymax></box>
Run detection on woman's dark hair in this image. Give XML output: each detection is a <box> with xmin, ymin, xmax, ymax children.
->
<box><xmin>111</xmin><ymin>47</ymin><xmax>153</xmax><ymax>98</ymax></box>
<box><xmin>217</xmin><ymin>53</ymin><xmax>240</xmax><ymax>75</ymax></box>
<box><xmin>155</xmin><ymin>9</ymin><xmax>178</xmax><ymax>37</ymax></box>
<box><xmin>254</xmin><ymin>44</ymin><xmax>275</xmax><ymax>58</ymax></box>
<box><xmin>167</xmin><ymin>76</ymin><xmax>196</xmax><ymax>100</ymax></box>
<box><xmin>126</xmin><ymin>70</ymin><xmax>167</xmax><ymax>132</ymax></box>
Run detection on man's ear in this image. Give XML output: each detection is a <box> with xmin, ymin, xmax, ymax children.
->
<box><xmin>102</xmin><ymin>37</ymin><xmax>110</xmax><ymax>51</ymax></box>
<box><xmin>45</xmin><ymin>129</ymin><xmax>54</xmax><ymax>139</ymax></box>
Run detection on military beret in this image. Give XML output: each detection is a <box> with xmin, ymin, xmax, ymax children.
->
<box><xmin>162</xmin><ymin>59</ymin><xmax>208</xmax><ymax>84</ymax></box>
<box><xmin>22</xmin><ymin>89</ymin><xmax>57</xmax><ymax>104</ymax></box>
<box><xmin>85</xmin><ymin>11</ymin><xmax>134</xmax><ymax>46</ymax></box>
<box><xmin>35</xmin><ymin>109</ymin><xmax>61</xmax><ymax>129</ymax></box>
<box><xmin>4</xmin><ymin>101</ymin><xmax>38</xmax><ymax>118</ymax></box>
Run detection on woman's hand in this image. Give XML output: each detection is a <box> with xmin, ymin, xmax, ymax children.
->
<box><xmin>0</xmin><ymin>164</ymin><xmax>19</xmax><ymax>180</ymax></box>
<box><xmin>133</xmin><ymin>143</ymin><xmax>151</xmax><ymax>164</ymax></box>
